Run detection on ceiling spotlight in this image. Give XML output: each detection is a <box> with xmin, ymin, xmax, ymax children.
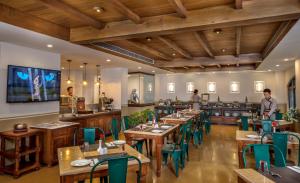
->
<box><xmin>172</xmin><ymin>53</ymin><xmax>176</xmax><ymax>56</ymax></box>
<box><xmin>138</xmin><ymin>66</ymin><xmax>142</xmax><ymax>69</ymax></box>
<box><xmin>221</xmin><ymin>48</ymin><xmax>226</xmax><ymax>53</ymax></box>
<box><xmin>146</xmin><ymin>37</ymin><xmax>152</xmax><ymax>42</ymax></box>
<box><xmin>47</xmin><ymin>44</ymin><xmax>53</xmax><ymax>48</ymax></box>
<box><xmin>61</xmin><ymin>67</ymin><xmax>65</xmax><ymax>70</ymax></box>
<box><xmin>106</xmin><ymin>59</ymin><xmax>111</xmax><ymax>62</ymax></box>
<box><xmin>212</xmin><ymin>72</ymin><xmax>215</xmax><ymax>74</ymax></box>
<box><xmin>80</xmin><ymin>65</ymin><xmax>84</xmax><ymax>68</ymax></box>
<box><xmin>152</xmin><ymin>70</ymin><xmax>155</xmax><ymax>73</ymax></box>
<box><xmin>276</xmin><ymin>64</ymin><xmax>280</xmax><ymax>67</ymax></box>
<box><xmin>268</xmin><ymin>69</ymin><xmax>272</xmax><ymax>72</ymax></box>
<box><xmin>284</xmin><ymin>58</ymin><xmax>289</xmax><ymax>62</ymax></box>
<box><xmin>213</xmin><ymin>28</ymin><xmax>222</xmax><ymax>34</ymax></box>
<box><xmin>93</xmin><ymin>6</ymin><xmax>104</xmax><ymax>13</ymax></box>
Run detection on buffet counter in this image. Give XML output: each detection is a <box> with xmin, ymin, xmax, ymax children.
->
<box><xmin>59</xmin><ymin>110</ymin><xmax>121</xmax><ymax>143</ymax></box>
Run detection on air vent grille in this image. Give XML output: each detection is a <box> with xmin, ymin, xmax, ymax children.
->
<box><xmin>92</xmin><ymin>42</ymin><xmax>154</xmax><ymax>65</ymax></box>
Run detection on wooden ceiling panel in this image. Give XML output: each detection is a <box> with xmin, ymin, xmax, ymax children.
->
<box><xmin>241</xmin><ymin>22</ymin><xmax>281</xmax><ymax>54</ymax></box>
<box><xmin>167</xmin><ymin>32</ymin><xmax>209</xmax><ymax>57</ymax></box>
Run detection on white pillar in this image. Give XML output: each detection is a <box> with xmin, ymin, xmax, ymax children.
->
<box><xmin>295</xmin><ymin>60</ymin><xmax>300</xmax><ymax>108</ymax></box>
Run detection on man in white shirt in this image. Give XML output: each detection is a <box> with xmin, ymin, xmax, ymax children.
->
<box><xmin>260</xmin><ymin>88</ymin><xmax>277</xmax><ymax>120</ymax></box>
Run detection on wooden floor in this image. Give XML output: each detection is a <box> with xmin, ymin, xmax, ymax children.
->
<box><xmin>0</xmin><ymin>125</ymin><xmax>239</xmax><ymax>183</ymax></box>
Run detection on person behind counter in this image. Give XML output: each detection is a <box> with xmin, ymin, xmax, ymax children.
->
<box><xmin>260</xmin><ymin>88</ymin><xmax>277</xmax><ymax>120</ymax></box>
<box><xmin>191</xmin><ymin>89</ymin><xmax>201</xmax><ymax>110</ymax></box>
<box><xmin>67</xmin><ymin>86</ymin><xmax>78</xmax><ymax>114</ymax></box>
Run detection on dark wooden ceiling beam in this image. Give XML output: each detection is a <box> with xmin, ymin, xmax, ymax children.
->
<box><xmin>193</xmin><ymin>31</ymin><xmax>215</xmax><ymax>58</ymax></box>
<box><xmin>39</xmin><ymin>0</ymin><xmax>104</xmax><ymax>29</ymax></box>
<box><xmin>110</xmin><ymin>0</ymin><xmax>142</xmax><ymax>24</ymax></box>
<box><xmin>155</xmin><ymin>53</ymin><xmax>261</xmax><ymax>67</ymax></box>
<box><xmin>262</xmin><ymin>20</ymin><xmax>295</xmax><ymax>59</ymax></box>
<box><xmin>168</xmin><ymin>0</ymin><xmax>188</xmax><ymax>18</ymax></box>
<box><xmin>70</xmin><ymin>0</ymin><xmax>300</xmax><ymax>42</ymax></box>
<box><xmin>165</xmin><ymin>65</ymin><xmax>255</xmax><ymax>73</ymax></box>
<box><xmin>235</xmin><ymin>0</ymin><xmax>243</xmax><ymax>9</ymax></box>
<box><xmin>236</xmin><ymin>26</ymin><xmax>242</xmax><ymax>66</ymax></box>
<box><xmin>123</xmin><ymin>40</ymin><xmax>172</xmax><ymax>60</ymax></box>
<box><xmin>0</xmin><ymin>3</ymin><xmax>69</xmax><ymax>40</ymax></box>
<box><xmin>157</xmin><ymin>36</ymin><xmax>193</xmax><ymax>59</ymax></box>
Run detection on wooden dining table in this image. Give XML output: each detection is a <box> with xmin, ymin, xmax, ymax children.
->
<box><xmin>236</xmin><ymin>130</ymin><xmax>299</xmax><ymax>168</ymax></box>
<box><xmin>235</xmin><ymin>167</ymin><xmax>300</xmax><ymax>183</ymax></box>
<box><xmin>124</xmin><ymin>123</ymin><xmax>179</xmax><ymax>177</ymax></box>
<box><xmin>58</xmin><ymin>144</ymin><xmax>150</xmax><ymax>183</ymax></box>
<box><xmin>160</xmin><ymin>112</ymin><xmax>199</xmax><ymax>125</ymax></box>
<box><xmin>237</xmin><ymin>119</ymin><xmax>294</xmax><ymax>131</ymax></box>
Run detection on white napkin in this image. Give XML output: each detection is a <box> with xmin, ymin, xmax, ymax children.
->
<box><xmin>287</xmin><ymin>166</ymin><xmax>300</xmax><ymax>174</ymax></box>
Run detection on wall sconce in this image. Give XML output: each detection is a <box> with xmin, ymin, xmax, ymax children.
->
<box><xmin>168</xmin><ymin>83</ymin><xmax>175</xmax><ymax>93</ymax></box>
<box><xmin>207</xmin><ymin>82</ymin><xmax>216</xmax><ymax>93</ymax></box>
<box><xmin>186</xmin><ymin>82</ymin><xmax>194</xmax><ymax>93</ymax></box>
<box><xmin>254</xmin><ymin>81</ymin><xmax>265</xmax><ymax>93</ymax></box>
<box><xmin>230</xmin><ymin>81</ymin><xmax>240</xmax><ymax>93</ymax></box>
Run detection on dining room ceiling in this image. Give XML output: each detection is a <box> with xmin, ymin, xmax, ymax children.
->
<box><xmin>1</xmin><ymin>0</ymin><xmax>300</xmax><ymax>73</ymax></box>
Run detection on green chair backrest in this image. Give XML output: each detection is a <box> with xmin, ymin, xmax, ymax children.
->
<box><xmin>90</xmin><ymin>155</ymin><xmax>142</xmax><ymax>183</ymax></box>
<box><xmin>276</xmin><ymin>113</ymin><xmax>283</xmax><ymax>120</ymax></box>
<box><xmin>123</xmin><ymin>116</ymin><xmax>130</xmax><ymax>130</ymax></box>
<box><xmin>178</xmin><ymin>123</ymin><xmax>187</xmax><ymax>149</ymax></box>
<box><xmin>83</xmin><ymin>128</ymin><xmax>106</xmax><ymax>144</ymax></box>
<box><xmin>186</xmin><ymin>120</ymin><xmax>193</xmax><ymax>143</ymax></box>
<box><xmin>111</xmin><ymin>118</ymin><xmax>119</xmax><ymax>140</ymax></box>
<box><xmin>261</xmin><ymin>120</ymin><xmax>272</xmax><ymax>132</ymax></box>
<box><xmin>242</xmin><ymin>144</ymin><xmax>286</xmax><ymax>169</ymax></box>
<box><xmin>240</xmin><ymin>116</ymin><xmax>249</xmax><ymax>131</ymax></box>
<box><xmin>261</xmin><ymin>132</ymin><xmax>300</xmax><ymax>166</ymax></box>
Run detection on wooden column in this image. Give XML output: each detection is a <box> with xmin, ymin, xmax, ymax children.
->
<box><xmin>295</xmin><ymin>60</ymin><xmax>300</xmax><ymax>108</ymax></box>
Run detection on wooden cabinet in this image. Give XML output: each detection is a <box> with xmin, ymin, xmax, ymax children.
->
<box><xmin>60</xmin><ymin>110</ymin><xmax>121</xmax><ymax>144</ymax></box>
<box><xmin>31</xmin><ymin>123</ymin><xmax>79</xmax><ymax>167</ymax></box>
<box><xmin>0</xmin><ymin>129</ymin><xmax>42</xmax><ymax>178</ymax></box>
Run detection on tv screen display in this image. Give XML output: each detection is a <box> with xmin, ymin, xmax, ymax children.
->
<box><xmin>7</xmin><ymin>65</ymin><xmax>61</xmax><ymax>103</ymax></box>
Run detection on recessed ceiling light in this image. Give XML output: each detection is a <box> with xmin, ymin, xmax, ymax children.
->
<box><xmin>268</xmin><ymin>69</ymin><xmax>272</xmax><ymax>72</ymax></box>
<box><xmin>221</xmin><ymin>48</ymin><xmax>226</xmax><ymax>53</ymax></box>
<box><xmin>146</xmin><ymin>37</ymin><xmax>152</xmax><ymax>42</ymax></box>
<box><xmin>47</xmin><ymin>44</ymin><xmax>53</xmax><ymax>48</ymax></box>
<box><xmin>80</xmin><ymin>65</ymin><xmax>84</xmax><ymax>68</ymax></box>
<box><xmin>93</xmin><ymin>6</ymin><xmax>104</xmax><ymax>13</ymax></box>
<box><xmin>213</xmin><ymin>28</ymin><xmax>222</xmax><ymax>34</ymax></box>
<box><xmin>172</xmin><ymin>53</ymin><xmax>176</xmax><ymax>56</ymax></box>
<box><xmin>152</xmin><ymin>70</ymin><xmax>155</xmax><ymax>73</ymax></box>
<box><xmin>212</xmin><ymin>72</ymin><xmax>215</xmax><ymax>74</ymax></box>
<box><xmin>276</xmin><ymin>64</ymin><xmax>280</xmax><ymax>67</ymax></box>
<box><xmin>61</xmin><ymin>67</ymin><xmax>64</xmax><ymax>70</ymax></box>
<box><xmin>284</xmin><ymin>58</ymin><xmax>289</xmax><ymax>62</ymax></box>
<box><xmin>138</xmin><ymin>66</ymin><xmax>142</xmax><ymax>69</ymax></box>
<box><xmin>106</xmin><ymin>59</ymin><xmax>111</xmax><ymax>62</ymax></box>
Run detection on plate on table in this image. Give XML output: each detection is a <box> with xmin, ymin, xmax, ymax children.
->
<box><xmin>113</xmin><ymin>140</ymin><xmax>126</xmax><ymax>145</ymax></box>
<box><xmin>151</xmin><ymin>129</ymin><xmax>163</xmax><ymax>133</ymax></box>
<box><xmin>246</xmin><ymin>135</ymin><xmax>261</xmax><ymax>139</ymax></box>
<box><xmin>160</xmin><ymin>125</ymin><xmax>171</xmax><ymax>129</ymax></box>
<box><xmin>70</xmin><ymin>159</ymin><xmax>91</xmax><ymax>167</ymax></box>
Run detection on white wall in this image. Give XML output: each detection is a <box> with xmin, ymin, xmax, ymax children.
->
<box><xmin>295</xmin><ymin>60</ymin><xmax>300</xmax><ymax>108</ymax></box>
<box><xmin>155</xmin><ymin>71</ymin><xmax>287</xmax><ymax>104</ymax></box>
<box><xmin>0</xmin><ymin>42</ymin><xmax>60</xmax><ymax>118</ymax></box>
<box><xmin>101</xmin><ymin>68</ymin><xmax>128</xmax><ymax>109</ymax></box>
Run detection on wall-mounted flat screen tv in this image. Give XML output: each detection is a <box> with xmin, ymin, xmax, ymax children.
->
<box><xmin>7</xmin><ymin>65</ymin><xmax>61</xmax><ymax>103</ymax></box>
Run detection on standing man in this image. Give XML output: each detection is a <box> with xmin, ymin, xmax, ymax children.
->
<box><xmin>260</xmin><ymin>88</ymin><xmax>277</xmax><ymax>120</ymax></box>
<box><xmin>191</xmin><ymin>89</ymin><xmax>201</xmax><ymax>110</ymax></box>
<box><xmin>67</xmin><ymin>86</ymin><xmax>77</xmax><ymax>114</ymax></box>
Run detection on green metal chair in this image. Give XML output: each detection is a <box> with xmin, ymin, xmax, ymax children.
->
<box><xmin>193</xmin><ymin>112</ymin><xmax>204</xmax><ymax>146</ymax></box>
<box><xmin>204</xmin><ymin>111</ymin><xmax>211</xmax><ymax>135</ymax></box>
<box><xmin>261</xmin><ymin>120</ymin><xmax>272</xmax><ymax>133</ymax></box>
<box><xmin>111</xmin><ymin>118</ymin><xmax>120</xmax><ymax>141</ymax></box>
<box><xmin>122</xmin><ymin>116</ymin><xmax>147</xmax><ymax>155</ymax></box>
<box><xmin>240</xmin><ymin>116</ymin><xmax>249</xmax><ymax>131</ymax></box>
<box><xmin>83</xmin><ymin>128</ymin><xmax>106</xmax><ymax>144</ymax></box>
<box><xmin>161</xmin><ymin>123</ymin><xmax>187</xmax><ymax>177</ymax></box>
<box><xmin>242</xmin><ymin>144</ymin><xmax>286</xmax><ymax>169</ymax></box>
<box><xmin>276</xmin><ymin>112</ymin><xmax>283</xmax><ymax>120</ymax></box>
<box><xmin>184</xmin><ymin>120</ymin><xmax>193</xmax><ymax>161</ymax></box>
<box><xmin>89</xmin><ymin>155</ymin><xmax>142</xmax><ymax>183</ymax></box>
<box><xmin>261</xmin><ymin>132</ymin><xmax>300</xmax><ymax>166</ymax></box>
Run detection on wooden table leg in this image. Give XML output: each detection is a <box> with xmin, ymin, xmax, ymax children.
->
<box><xmin>60</xmin><ymin>175</ymin><xmax>74</xmax><ymax>183</ymax></box>
<box><xmin>140</xmin><ymin>163</ymin><xmax>148</xmax><ymax>183</ymax></box>
<box><xmin>237</xmin><ymin>141</ymin><xmax>245</xmax><ymax>168</ymax></box>
<box><xmin>155</xmin><ymin>137</ymin><xmax>163</xmax><ymax>177</ymax></box>
<box><xmin>14</xmin><ymin>138</ymin><xmax>20</xmax><ymax>178</ymax></box>
<box><xmin>149</xmin><ymin>139</ymin><xmax>153</xmax><ymax>157</ymax></box>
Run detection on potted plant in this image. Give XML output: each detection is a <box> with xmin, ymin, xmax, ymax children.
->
<box><xmin>283</xmin><ymin>108</ymin><xmax>299</xmax><ymax>122</ymax></box>
<box><xmin>127</xmin><ymin>109</ymin><xmax>155</xmax><ymax>128</ymax></box>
